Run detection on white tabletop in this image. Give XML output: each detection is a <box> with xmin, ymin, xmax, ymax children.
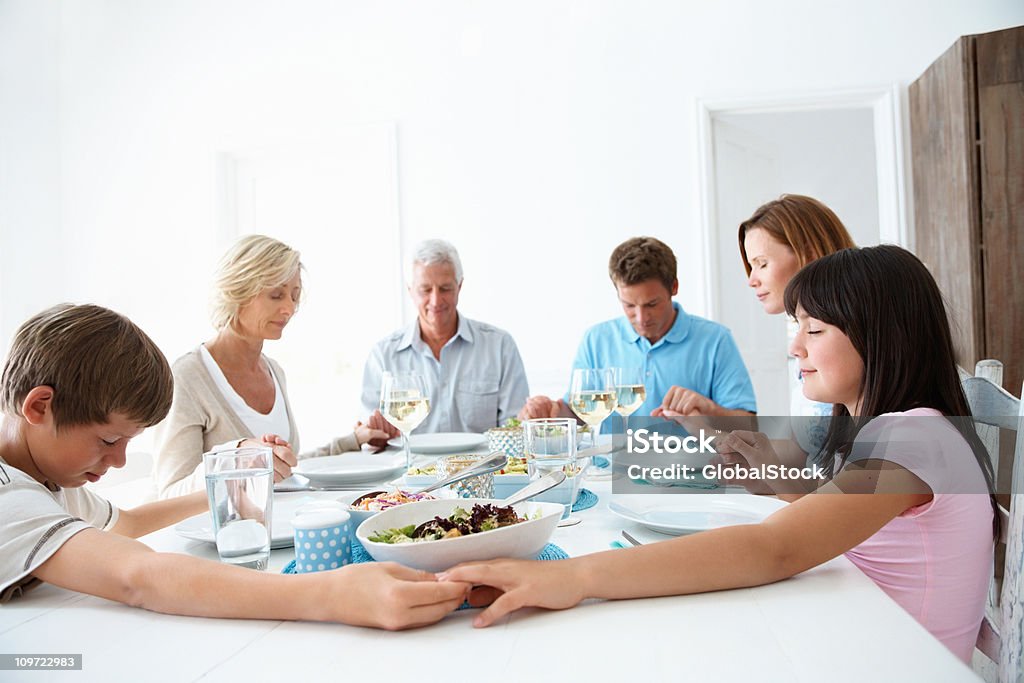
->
<box><xmin>2</xmin><ymin>476</ymin><xmax>978</xmax><ymax>682</ymax></box>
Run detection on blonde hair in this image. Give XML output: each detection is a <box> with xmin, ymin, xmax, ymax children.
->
<box><xmin>1</xmin><ymin>304</ymin><xmax>173</xmax><ymax>430</ymax></box>
<box><xmin>210</xmin><ymin>235</ymin><xmax>303</xmax><ymax>330</ymax></box>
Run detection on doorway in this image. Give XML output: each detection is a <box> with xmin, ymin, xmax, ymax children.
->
<box><xmin>696</xmin><ymin>88</ymin><xmax>909</xmax><ymax>416</ymax></box>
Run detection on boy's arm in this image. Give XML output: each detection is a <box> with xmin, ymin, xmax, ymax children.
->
<box><xmin>109</xmin><ymin>492</ymin><xmax>208</xmax><ymax>538</ymax></box>
<box><xmin>32</xmin><ymin>528</ymin><xmax>469</xmax><ymax>630</ymax></box>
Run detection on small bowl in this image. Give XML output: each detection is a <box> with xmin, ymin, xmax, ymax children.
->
<box><xmin>356</xmin><ymin>497</ymin><xmax>564</xmax><ymax>572</ymax></box>
<box><xmin>334</xmin><ymin>489</ymin><xmax>437</xmax><ymax>526</ymax></box>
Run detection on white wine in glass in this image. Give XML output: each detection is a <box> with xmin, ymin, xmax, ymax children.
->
<box><xmin>568</xmin><ymin>368</ymin><xmax>617</xmax><ymax>446</ymax></box>
<box><xmin>380</xmin><ymin>373</ymin><xmax>430</xmax><ymax>471</ymax></box>
<box><xmin>613</xmin><ymin>367</ymin><xmax>647</xmax><ymax>417</ymax></box>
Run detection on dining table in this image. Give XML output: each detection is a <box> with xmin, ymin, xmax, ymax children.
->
<box><xmin>1</xmin><ymin>452</ymin><xmax>980</xmax><ymax>683</ymax></box>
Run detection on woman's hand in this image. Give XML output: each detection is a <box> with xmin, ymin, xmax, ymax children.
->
<box><xmin>438</xmin><ymin>559</ymin><xmax>587</xmax><ymax>627</ymax></box>
<box><xmin>241</xmin><ymin>434</ymin><xmax>297</xmax><ymax>482</ymax></box>
<box><xmin>366</xmin><ymin>410</ymin><xmax>401</xmax><ymax>447</ymax></box>
<box><xmin>353</xmin><ymin>420</ymin><xmax>393</xmax><ymax>447</ymax></box>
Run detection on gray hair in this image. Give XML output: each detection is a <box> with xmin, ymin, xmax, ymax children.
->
<box><xmin>409</xmin><ymin>239</ymin><xmax>464</xmax><ymax>283</ymax></box>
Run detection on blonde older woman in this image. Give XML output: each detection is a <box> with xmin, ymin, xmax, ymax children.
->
<box><xmin>154</xmin><ymin>235</ymin><xmax>387</xmax><ymax>498</ymax></box>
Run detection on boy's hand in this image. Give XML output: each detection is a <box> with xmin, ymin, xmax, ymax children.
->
<box><xmin>327</xmin><ymin>563</ymin><xmax>470</xmax><ymax>630</ymax></box>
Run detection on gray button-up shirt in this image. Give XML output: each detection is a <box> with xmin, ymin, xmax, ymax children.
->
<box><xmin>360</xmin><ymin>315</ymin><xmax>529</xmax><ymax>434</ymax></box>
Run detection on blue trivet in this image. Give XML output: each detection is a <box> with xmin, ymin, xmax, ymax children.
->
<box><xmin>282</xmin><ymin>541</ymin><xmax>569</xmax><ymax>574</ymax></box>
<box><xmin>572</xmin><ymin>488</ymin><xmax>598</xmax><ymax>512</ymax></box>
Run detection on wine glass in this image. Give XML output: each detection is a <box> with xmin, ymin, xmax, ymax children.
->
<box><xmin>379</xmin><ymin>372</ymin><xmax>431</xmax><ymax>472</ymax></box>
<box><xmin>568</xmin><ymin>368</ymin><xmax>617</xmax><ymax>450</ymax></box>
<box><xmin>612</xmin><ymin>366</ymin><xmax>646</xmax><ymax>422</ymax></box>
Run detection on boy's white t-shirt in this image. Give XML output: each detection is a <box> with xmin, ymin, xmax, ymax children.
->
<box><xmin>0</xmin><ymin>457</ymin><xmax>119</xmax><ymax>602</ymax></box>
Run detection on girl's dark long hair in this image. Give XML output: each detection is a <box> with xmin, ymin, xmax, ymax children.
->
<box><xmin>784</xmin><ymin>245</ymin><xmax>999</xmax><ymax>538</ymax></box>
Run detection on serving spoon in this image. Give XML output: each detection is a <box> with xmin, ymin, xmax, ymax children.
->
<box><xmin>350</xmin><ymin>451</ymin><xmax>510</xmax><ymax>507</ymax></box>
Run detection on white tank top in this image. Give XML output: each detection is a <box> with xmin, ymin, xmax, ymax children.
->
<box><xmin>199</xmin><ymin>345</ymin><xmax>291</xmax><ymax>442</ymax></box>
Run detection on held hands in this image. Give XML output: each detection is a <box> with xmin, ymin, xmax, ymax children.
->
<box><xmin>651</xmin><ymin>386</ymin><xmax>719</xmax><ymax>417</ymax></box>
<box><xmin>517</xmin><ymin>395</ymin><xmax>569</xmax><ymax>421</ymax></box>
<box><xmin>353</xmin><ymin>420</ymin><xmax>393</xmax><ymax>447</ymax></box>
<box><xmin>327</xmin><ymin>563</ymin><xmax>471</xmax><ymax>630</ymax></box>
<box><xmin>438</xmin><ymin>559</ymin><xmax>586</xmax><ymax>628</ymax></box>
<box><xmin>366</xmin><ymin>410</ymin><xmax>400</xmax><ymax>448</ymax></box>
<box><xmin>714</xmin><ymin>430</ymin><xmax>788</xmax><ymax>495</ymax></box>
<box><xmin>241</xmin><ymin>434</ymin><xmax>296</xmax><ymax>482</ymax></box>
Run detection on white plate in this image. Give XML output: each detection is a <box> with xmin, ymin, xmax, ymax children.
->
<box><xmin>292</xmin><ymin>452</ymin><xmax>406</xmax><ymax>485</ymax></box>
<box><xmin>175</xmin><ymin>493</ymin><xmax>365</xmax><ymax>549</ymax></box>
<box><xmin>386</xmin><ymin>432</ymin><xmax>488</xmax><ymax>454</ymax></box>
<box><xmin>608</xmin><ymin>495</ymin><xmax>786</xmax><ymax>536</ymax></box>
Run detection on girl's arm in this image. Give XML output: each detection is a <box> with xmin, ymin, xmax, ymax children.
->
<box><xmin>448</xmin><ymin>467</ymin><xmax>931</xmax><ymax>627</ymax></box>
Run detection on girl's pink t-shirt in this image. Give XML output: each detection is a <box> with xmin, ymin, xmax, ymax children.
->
<box><xmin>843</xmin><ymin>408</ymin><xmax>994</xmax><ymax>663</ymax></box>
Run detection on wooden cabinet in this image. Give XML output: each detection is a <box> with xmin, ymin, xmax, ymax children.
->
<box><xmin>910</xmin><ymin>26</ymin><xmax>1023</xmax><ymax>395</ymax></box>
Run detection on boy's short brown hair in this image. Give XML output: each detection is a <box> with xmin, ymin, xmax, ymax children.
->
<box><xmin>0</xmin><ymin>304</ymin><xmax>173</xmax><ymax>430</ymax></box>
<box><xmin>608</xmin><ymin>237</ymin><xmax>678</xmax><ymax>291</ymax></box>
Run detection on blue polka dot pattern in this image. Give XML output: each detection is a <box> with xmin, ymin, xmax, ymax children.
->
<box><xmin>292</xmin><ymin>525</ymin><xmax>352</xmax><ymax>572</ymax></box>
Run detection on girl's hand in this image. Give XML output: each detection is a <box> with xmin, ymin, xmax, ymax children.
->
<box><xmin>438</xmin><ymin>559</ymin><xmax>586</xmax><ymax>627</ymax></box>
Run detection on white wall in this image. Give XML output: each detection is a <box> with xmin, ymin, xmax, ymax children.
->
<box><xmin>1</xmin><ymin>0</ymin><xmax>1022</xmax><ymax>442</ymax></box>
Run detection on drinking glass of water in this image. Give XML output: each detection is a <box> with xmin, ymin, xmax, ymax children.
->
<box><xmin>524</xmin><ymin>418</ymin><xmax>581</xmax><ymax>526</ymax></box>
<box><xmin>204</xmin><ymin>447</ymin><xmax>274</xmax><ymax>570</ymax></box>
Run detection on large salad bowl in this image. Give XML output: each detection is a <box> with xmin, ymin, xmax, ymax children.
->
<box><xmin>355</xmin><ymin>497</ymin><xmax>564</xmax><ymax>572</ymax></box>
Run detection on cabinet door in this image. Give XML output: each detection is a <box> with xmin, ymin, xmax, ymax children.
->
<box><xmin>909</xmin><ymin>36</ymin><xmax>984</xmax><ymax>370</ymax></box>
<box><xmin>977</xmin><ymin>26</ymin><xmax>1024</xmax><ymax>395</ymax></box>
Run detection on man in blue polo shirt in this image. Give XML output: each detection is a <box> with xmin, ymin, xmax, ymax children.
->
<box><xmin>519</xmin><ymin>236</ymin><xmax>756</xmax><ymax>425</ymax></box>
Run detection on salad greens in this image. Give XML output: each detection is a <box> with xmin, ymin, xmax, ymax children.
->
<box><xmin>367</xmin><ymin>504</ymin><xmax>528</xmax><ymax>544</ymax></box>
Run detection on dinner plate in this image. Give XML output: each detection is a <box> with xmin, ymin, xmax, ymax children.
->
<box><xmin>607</xmin><ymin>495</ymin><xmax>786</xmax><ymax>536</ymax></box>
<box><xmin>386</xmin><ymin>432</ymin><xmax>488</xmax><ymax>454</ymax></box>
<box><xmin>175</xmin><ymin>494</ymin><xmax>352</xmax><ymax>549</ymax></box>
<box><xmin>292</xmin><ymin>452</ymin><xmax>406</xmax><ymax>485</ymax></box>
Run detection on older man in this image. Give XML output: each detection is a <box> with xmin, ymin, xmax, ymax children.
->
<box><xmin>362</xmin><ymin>239</ymin><xmax>529</xmax><ymax>436</ymax></box>
<box><xmin>520</xmin><ymin>236</ymin><xmax>756</xmax><ymax>425</ymax></box>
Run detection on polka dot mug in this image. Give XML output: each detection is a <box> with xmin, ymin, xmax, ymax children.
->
<box><xmin>292</xmin><ymin>502</ymin><xmax>353</xmax><ymax>573</ymax></box>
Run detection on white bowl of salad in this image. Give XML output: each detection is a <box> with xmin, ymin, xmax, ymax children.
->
<box><xmin>355</xmin><ymin>497</ymin><xmax>565</xmax><ymax>572</ymax></box>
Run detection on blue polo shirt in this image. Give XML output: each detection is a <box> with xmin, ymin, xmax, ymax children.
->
<box><xmin>565</xmin><ymin>302</ymin><xmax>756</xmax><ymax>425</ymax></box>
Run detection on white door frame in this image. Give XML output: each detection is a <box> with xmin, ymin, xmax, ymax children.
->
<box><xmin>695</xmin><ymin>86</ymin><xmax>909</xmax><ymax>319</ymax></box>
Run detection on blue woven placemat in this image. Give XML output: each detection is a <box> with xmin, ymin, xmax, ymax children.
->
<box><xmin>572</xmin><ymin>488</ymin><xmax>598</xmax><ymax>512</ymax></box>
<box><xmin>282</xmin><ymin>541</ymin><xmax>569</xmax><ymax>574</ymax></box>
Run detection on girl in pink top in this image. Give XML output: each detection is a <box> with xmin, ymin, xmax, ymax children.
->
<box><xmin>443</xmin><ymin>245</ymin><xmax>998</xmax><ymax>664</ymax></box>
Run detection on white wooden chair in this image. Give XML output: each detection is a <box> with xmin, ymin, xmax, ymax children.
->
<box><xmin>962</xmin><ymin>361</ymin><xmax>1023</xmax><ymax>683</ymax></box>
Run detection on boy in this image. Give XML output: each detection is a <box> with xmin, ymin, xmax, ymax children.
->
<box><xmin>0</xmin><ymin>304</ymin><xmax>468</xmax><ymax>629</ymax></box>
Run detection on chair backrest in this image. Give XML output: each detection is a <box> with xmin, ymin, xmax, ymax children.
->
<box><xmin>962</xmin><ymin>364</ymin><xmax>1022</xmax><ymax>683</ymax></box>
